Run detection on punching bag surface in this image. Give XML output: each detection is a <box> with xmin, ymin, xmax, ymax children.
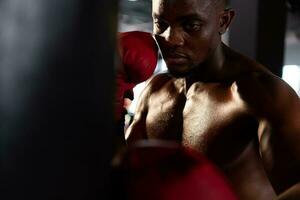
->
<box><xmin>0</xmin><ymin>1</ymin><xmax>117</xmax><ymax>199</ymax></box>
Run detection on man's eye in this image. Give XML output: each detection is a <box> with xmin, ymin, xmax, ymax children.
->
<box><xmin>154</xmin><ymin>21</ymin><xmax>168</xmax><ymax>31</ymax></box>
<box><xmin>183</xmin><ymin>22</ymin><xmax>202</xmax><ymax>32</ymax></box>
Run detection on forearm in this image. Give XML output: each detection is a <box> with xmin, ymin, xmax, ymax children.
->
<box><xmin>276</xmin><ymin>183</ymin><xmax>300</xmax><ymax>200</ymax></box>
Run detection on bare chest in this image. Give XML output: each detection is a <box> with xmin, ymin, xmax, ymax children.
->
<box><xmin>146</xmin><ymin>82</ymin><xmax>257</xmax><ymax>164</ymax></box>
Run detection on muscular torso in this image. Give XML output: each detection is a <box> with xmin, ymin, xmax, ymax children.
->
<box><xmin>143</xmin><ymin>75</ymin><xmax>276</xmax><ymax>199</ymax></box>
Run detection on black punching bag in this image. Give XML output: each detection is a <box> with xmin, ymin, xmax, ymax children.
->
<box><xmin>0</xmin><ymin>1</ymin><xmax>117</xmax><ymax>199</ymax></box>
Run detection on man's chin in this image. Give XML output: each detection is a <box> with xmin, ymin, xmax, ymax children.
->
<box><xmin>168</xmin><ymin>68</ymin><xmax>191</xmax><ymax>78</ymax></box>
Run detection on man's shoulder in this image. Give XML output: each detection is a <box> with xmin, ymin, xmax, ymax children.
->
<box><xmin>233</xmin><ymin>65</ymin><xmax>299</xmax><ymax>118</ymax></box>
<box><xmin>234</xmin><ymin>64</ymin><xmax>296</xmax><ymax>98</ymax></box>
<box><xmin>224</xmin><ymin>46</ymin><xmax>291</xmax><ymax>96</ymax></box>
<box><xmin>132</xmin><ymin>72</ymin><xmax>174</xmax><ymax>113</ymax></box>
<box><xmin>223</xmin><ymin>46</ymin><xmax>299</xmax><ymax>116</ymax></box>
<box><xmin>145</xmin><ymin>72</ymin><xmax>174</xmax><ymax>91</ymax></box>
<box><xmin>148</xmin><ymin>72</ymin><xmax>173</xmax><ymax>82</ymax></box>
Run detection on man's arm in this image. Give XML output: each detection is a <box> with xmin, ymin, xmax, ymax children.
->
<box><xmin>237</xmin><ymin>70</ymin><xmax>300</xmax><ymax>199</ymax></box>
<box><xmin>124</xmin><ymin>79</ymin><xmax>153</xmax><ymax>144</ymax></box>
<box><xmin>258</xmin><ymin>93</ymin><xmax>300</xmax><ymax>199</ymax></box>
<box><xmin>276</xmin><ymin>183</ymin><xmax>300</xmax><ymax>200</ymax></box>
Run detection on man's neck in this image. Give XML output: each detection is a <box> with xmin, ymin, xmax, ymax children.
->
<box><xmin>189</xmin><ymin>43</ymin><xmax>228</xmax><ymax>83</ymax></box>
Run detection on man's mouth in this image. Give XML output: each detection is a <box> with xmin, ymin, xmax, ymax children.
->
<box><xmin>163</xmin><ymin>52</ymin><xmax>188</xmax><ymax>65</ymax></box>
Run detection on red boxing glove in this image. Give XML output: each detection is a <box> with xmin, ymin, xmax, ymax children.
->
<box><xmin>112</xmin><ymin>141</ymin><xmax>238</xmax><ymax>200</ymax></box>
<box><xmin>118</xmin><ymin>31</ymin><xmax>158</xmax><ymax>84</ymax></box>
<box><xmin>115</xmin><ymin>31</ymin><xmax>158</xmax><ymax>121</ymax></box>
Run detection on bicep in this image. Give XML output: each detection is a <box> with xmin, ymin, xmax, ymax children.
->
<box><xmin>259</xmin><ymin>97</ymin><xmax>300</xmax><ymax>194</ymax></box>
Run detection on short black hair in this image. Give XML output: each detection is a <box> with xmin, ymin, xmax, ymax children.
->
<box><xmin>224</xmin><ymin>0</ymin><xmax>230</xmax><ymax>7</ymax></box>
<box><xmin>219</xmin><ymin>0</ymin><xmax>230</xmax><ymax>8</ymax></box>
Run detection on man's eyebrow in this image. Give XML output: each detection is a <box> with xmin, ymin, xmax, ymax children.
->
<box><xmin>152</xmin><ymin>13</ymin><xmax>162</xmax><ymax>19</ymax></box>
<box><xmin>152</xmin><ymin>13</ymin><xmax>205</xmax><ymax>22</ymax></box>
<box><xmin>177</xmin><ymin>14</ymin><xmax>206</xmax><ymax>22</ymax></box>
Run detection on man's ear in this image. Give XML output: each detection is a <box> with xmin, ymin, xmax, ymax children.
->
<box><xmin>219</xmin><ymin>9</ymin><xmax>235</xmax><ymax>34</ymax></box>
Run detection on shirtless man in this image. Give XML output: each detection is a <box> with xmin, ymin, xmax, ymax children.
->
<box><xmin>125</xmin><ymin>0</ymin><xmax>300</xmax><ymax>199</ymax></box>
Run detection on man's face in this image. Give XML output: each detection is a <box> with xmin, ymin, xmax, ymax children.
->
<box><xmin>152</xmin><ymin>0</ymin><xmax>223</xmax><ymax>77</ymax></box>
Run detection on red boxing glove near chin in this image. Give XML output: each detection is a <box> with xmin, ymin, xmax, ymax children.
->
<box><xmin>118</xmin><ymin>31</ymin><xmax>158</xmax><ymax>84</ymax></box>
<box><xmin>115</xmin><ymin>31</ymin><xmax>158</xmax><ymax>121</ymax></box>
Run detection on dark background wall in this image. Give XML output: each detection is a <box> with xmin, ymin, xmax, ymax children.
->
<box><xmin>229</xmin><ymin>0</ymin><xmax>287</xmax><ymax>76</ymax></box>
<box><xmin>0</xmin><ymin>1</ymin><xmax>117</xmax><ymax>199</ymax></box>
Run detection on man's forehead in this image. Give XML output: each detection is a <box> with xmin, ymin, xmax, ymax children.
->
<box><xmin>152</xmin><ymin>0</ymin><xmax>220</xmax><ymax>13</ymax></box>
<box><xmin>152</xmin><ymin>0</ymin><xmax>221</xmax><ymax>7</ymax></box>
<box><xmin>152</xmin><ymin>0</ymin><xmax>219</xmax><ymax>18</ymax></box>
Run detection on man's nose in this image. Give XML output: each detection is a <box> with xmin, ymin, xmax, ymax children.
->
<box><xmin>161</xmin><ymin>27</ymin><xmax>184</xmax><ymax>47</ymax></box>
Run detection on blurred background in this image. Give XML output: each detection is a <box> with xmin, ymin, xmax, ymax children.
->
<box><xmin>118</xmin><ymin>0</ymin><xmax>300</xmax><ymax>114</ymax></box>
<box><xmin>0</xmin><ymin>1</ymin><xmax>299</xmax><ymax>199</ymax></box>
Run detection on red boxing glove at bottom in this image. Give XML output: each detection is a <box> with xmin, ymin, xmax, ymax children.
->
<box><xmin>112</xmin><ymin>141</ymin><xmax>238</xmax><ymax>200</ymax></box>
